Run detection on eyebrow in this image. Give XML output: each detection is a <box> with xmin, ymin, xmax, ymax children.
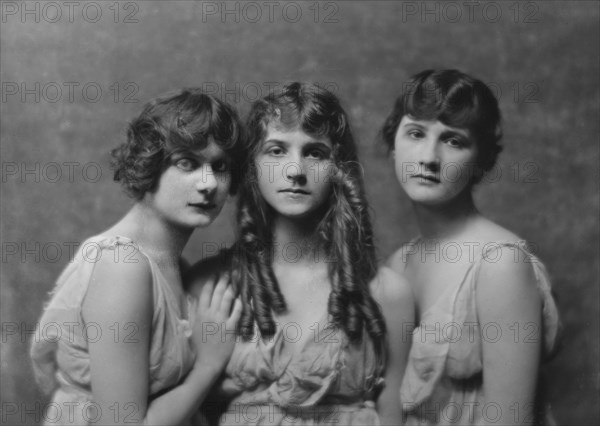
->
<box><xmin>440</xmin><ymin>129</ymin><xmax>470</xmax><ymax>139</ymax></box>
<box><xmin>402</xmin><ymin>121</ymin><xmax>470</xmax><ymax>139</ymax></box>
<box><xmin>171</xmin><ymin>149</ymin><xmax>228</xmax><ymax>162</ymax></box>
<box><xmin>263</xmin><ymin>139</ymin><xmax>332</xmax><ymax>149</ymax></box>
<box><xmin>263</xmin><ymin>139</ymin><xmax>289</xmax><ymax>146</ymax></box>
<box><xmin>304</xmin><ymin>141</ymin><xmax>332</xmax><ymax>151</ymax></box>
<box><xmin>401</xmin><ymin>122</ymin><xmax>426</xmax><ymax>130</ymax></box>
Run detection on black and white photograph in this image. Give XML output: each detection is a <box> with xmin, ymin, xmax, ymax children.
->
<box><xmin>1</xmin><ymin>1</ymin><xmax>598</xmax><ymax>425</ymax></box>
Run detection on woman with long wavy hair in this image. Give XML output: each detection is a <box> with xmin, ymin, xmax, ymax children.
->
<box><xmin>187</xmin><ymin>82</ymin><xmax>413</xmax><ymax>425</ymax></box>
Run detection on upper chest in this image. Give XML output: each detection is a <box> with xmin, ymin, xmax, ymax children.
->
<box><xmin>151</xmin><ymin>258</ymin><xmax>188</xmax><ymax>316</ymax></box>
<box><xmin>404</xmin><ymin>247</ymin><xmax>476</xmax><ymax>320</ymax></box>
<box><xmin>271</xmin><ymin>264</ymin><xmax>332</xmax><ymax>349</ymax></box>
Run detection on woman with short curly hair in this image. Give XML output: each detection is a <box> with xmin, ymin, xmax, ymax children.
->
<box><xmin>31</xmin><ymin>88</ymin><xmax>244</xmax><ymax>425</ymax></box>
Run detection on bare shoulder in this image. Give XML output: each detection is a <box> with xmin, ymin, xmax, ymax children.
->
<box><xmin>83</xmin><ymin>247</ymin><xmax>153</xmax><ymax>323</ymax></box>
<box><xmin>370</xmin><ymin>266</ymin><xmax>414</xmax><ymax>314</ymax></box>
<box><xmin>471</xmin><ymin>216</ymin><xmax>537</xmax><ymax>288</ymax></box>
<box><xmin>475</xmin><ymin>218</ymin><xmax>533</xmax><ymax>277</ymax></box>
<box><xmin>184</xmin><ymin>249</ymin><xmax>231</xmax><ymax>298</ymax></box>
<box><xmin>478</xmin><ymin>246</ymin><xmax>538</xmax><ymax>298</ymax></box>
<box><xmin>476</xmin><ymin>249</ymin><xmax>541</xmax><ymax>321</ymax></box>
<box><xmin>90</xmin><ymin>246</ymin><xmax>152</xmax><ymax>296</ymax></box>
<box><xmin>472</xmin><ymin>216</ymin><xmax>522</xmax><ymax>245</ymax></box>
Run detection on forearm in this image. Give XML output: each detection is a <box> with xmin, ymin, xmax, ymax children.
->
<box><xmin>370</xmin><ymin>267</ymin><xmax>414</xmax><ymax>426</ymax></box>
<box><xmin>476</xmin><ymin>386</ymin><xmax>537</xmax><ymax>426</ymax></box>
<box><xmin>144</xmin><ymin>363</ymin><xmax>222</xmax><ymax>426</ymax></box>
<box><xmin>377</xmin><ymin>385</ymin><xmax>403</xmax><ymax>425</ymax></box>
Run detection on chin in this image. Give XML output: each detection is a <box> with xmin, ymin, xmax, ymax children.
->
<box><xmin>409</xmin><ymin>189</ymin><xmax>471</xmax><ymax>208</ymax></box>
<box><xmin>280</xmin><ymin>210</ymin><xmax>312</xmax><ymax>219</ymax></box>
<box><xmin>277</xmin><ymin>205</ymin><xmax>319</xmax><ymax>219</ymax></box>
<box><xmin>404</xmin><ymin>188</ymin><xmax>447</xmax><ymax>206</ymax></box>
<box><xmin>181</xmin><ymin>214</ymin><xmax>216</xmax><ymax>229</ymax></box>
<box><xmin>193</xmin><ymin>219</ymin><xmax>214</xmax><ymax>228</ymax></box>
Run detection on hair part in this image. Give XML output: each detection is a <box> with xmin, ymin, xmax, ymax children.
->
<box><xmin>110</xmin><ymin>88</ymin><xmax>244</xmax><ymax>199</ymax></box>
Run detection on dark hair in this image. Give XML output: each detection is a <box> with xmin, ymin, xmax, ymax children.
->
<box><xmin>381</xmin><ymin>69</ymin><xmax>503</xmax><ymax>181</ymax></box>
<box><xmin>234</xmin><ymin>82</ymin><xmax>386</xmax><ymax>373</ymax></box>
<box><xmin>111</xmin><ymin>88</ymin><xmax>243</xmax><ymax>199</ymax></box>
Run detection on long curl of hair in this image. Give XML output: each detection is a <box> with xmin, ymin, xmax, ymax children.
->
<box><xmin>232</xmin><ymin>82</ymin><xmax>387</xmax><ymax>374</ymax></box>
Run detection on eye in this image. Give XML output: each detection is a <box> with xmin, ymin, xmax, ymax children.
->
<box><xmin>445</xmin><ymin>137</ymin><xmax>466</xmax><ymax>148</ymax></box>
<box><xmin>212</xmin><ymin>159</ymin><xmax>230</xmax><ymax>173</ymax></box>
<box><xmin>306</xmin><ymin>149</ymin><xmax>327</xmax><ymax>160</ymax></box>
<box><xmin>267</xmin><ymin>146</ymin><xmax>285</xmax><ymax>156</ymax></box>
<box><xmin>407</xmin><ymin>129</ymin><xmax>424</xmax><ymax>139</ymax></box>
<box><xmin>175</xmin><ymin>158</ymin><xmax>197</xmax><ymax>171</ymax></box>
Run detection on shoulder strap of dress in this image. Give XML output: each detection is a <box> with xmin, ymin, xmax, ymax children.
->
<box><xmin>479</xmin><ymin>239</ymin><xmax>531</xmax><ymax>260</ymax></box>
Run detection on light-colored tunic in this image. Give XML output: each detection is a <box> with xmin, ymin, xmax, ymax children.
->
<box><xmin>30</xmin><ymin>235</ymin><xmax>196</xmax><ymax>425</ymax></box>
<box><xmin>214</xmin><ymin>311</ymin><xmax>383</xmax><ymax>425</ymax></box>
<box><xmin>399</xmin><ymin>241</ymin><xmax>561</xmax><ymax>425</ymax></box>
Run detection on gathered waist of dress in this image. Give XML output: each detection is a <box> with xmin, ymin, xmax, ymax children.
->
<box><xmin>54</xmin><ymin>371</ymin><xmax>92</xmax><ymax>399</ymax></box>
<box><xmin>218</xmin><ymin>400</ymin><xmax>377</xmax><ymax>426</ymax></box>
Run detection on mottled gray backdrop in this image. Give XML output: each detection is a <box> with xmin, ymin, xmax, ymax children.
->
<box><xmin>1</xmin><ymin>1</ymin><xmax>598</xmax><ymax>425</ymax></box>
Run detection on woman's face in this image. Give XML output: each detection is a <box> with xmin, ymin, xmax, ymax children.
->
<box><xmin>147</xmin><ymin>139</ymin><xmax>231</xmax><ymax>228</ymax></box>
<box><xmin>255</xmin><ymin>124</ymin><xmax>334</xmax><ymax>220</ymax></box>
<box><xmin>393</xmin><ymin>116</ymin><xmax>478</xmax><ymax>206</ymax></box>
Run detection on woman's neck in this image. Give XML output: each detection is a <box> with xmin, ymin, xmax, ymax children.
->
<box><xmin>110</xmin><ymin>202</ymin><xmax>192</xmax><ymax>262</ymax></box>
<box><xmin>271</xmin><ymin>215</ymin><xmax>325</xmax><ymax>265</ymax></box>
<box><xmin>413</xmin><ymin>190</ymin><xmax>480</xmax><ymax>242</ymax></box>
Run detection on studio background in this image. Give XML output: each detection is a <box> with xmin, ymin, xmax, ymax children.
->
<box><xmin>1</xmin><ymin>1</ymin><xmax>598</xmax><ymax>424</ymax></box>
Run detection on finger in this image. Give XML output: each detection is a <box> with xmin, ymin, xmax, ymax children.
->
<box><xmin>198</xmin><ymin>280</ymin><xmax>214</xmax><ymax>310</ymax></box>
<box><xmin>226</xmin><ymin>297</ymin><xmax>243</xmax><ymax>328</ymax></box>
<box><xmin>210</xmin><ymin>272</ymin><xmax>229</xmax><ymax>307</ymax></box>
<box><xmin>219</xmin><ymin>285</ymin><xmax>235</xmax><ymax>314</ymax></box>
<box><xmin>188</xmin><ymin>295</ymin><xmax>198</xmax><ymax>315</ymax></box>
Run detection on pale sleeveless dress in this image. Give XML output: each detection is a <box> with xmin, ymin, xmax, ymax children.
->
<box><xmin>30</xmin><ymin>235</ymin><xmax>196</xmax><ymax>425</ymax></box>
<box><xmin>398</xmin><ymin>240</ymin><xmax>561</xmax><ymax>425</ymax></box>
<box><xmin>212</xmin><ymin>310</ymin><xmax>383</xmax><ymax>425</ymax></box>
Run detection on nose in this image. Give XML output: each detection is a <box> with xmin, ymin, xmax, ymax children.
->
<box><xmin>195</xmin><ymin>164</ymin><xmax>218</xmax><ymax>195</ymax></box>
<box><xmin>418</xmin><ymin>138</ymin><xmax>440</xmax><ymax>171</ymax></box>
<box><xmin>284</xmin><ymin>157</ymin><xmax>307</xmax><ymax>186</ymax></box>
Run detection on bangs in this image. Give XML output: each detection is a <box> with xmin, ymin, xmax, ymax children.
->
<box><xmin>161</xmin><ymin>93</ymin><xmax>241</xmax><ymax>155</ymax></box>
<box><xmin>404</xmin><ymin>78</ymin><xmax>487</xmax><ymax>133</ymax></box>
<box><xmin>259</xmin><ymin>93</ymin><xmax>346</xmax><ymax>145</ymax></box>
<box><xmin>301</xmin><ymin>102</ymin><xmax>347</xmax><ymax>143</ymax></box>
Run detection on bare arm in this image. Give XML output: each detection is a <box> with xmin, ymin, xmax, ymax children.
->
<box><xmin>83</xmin><ymin>249</ymin><xmax>241</xmax><ymax>425</ymax></box>
<box><xmin>370</xmin><ymin>266</ymin><xmax>415</xmax><ymax>425</ymax></box>
<box><xmin>476</xmin><ymin>247</ymin><xmax>542</xmax><ymax>425</ymax></box>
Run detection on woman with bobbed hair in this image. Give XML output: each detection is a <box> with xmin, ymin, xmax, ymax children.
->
<box><xmin>381</xmin><ymin>69</ymin><xmax>561</xmax><ymax>425</ymax></box>
<box><xmin>187</xmin><ymin>82</ymin><xmax>413</xmax><ymax>425</ymax></box>
<box><xmin>31</xmin><ymin>89</ymin><xmax>244</xmax><ymax>425</ymax></box>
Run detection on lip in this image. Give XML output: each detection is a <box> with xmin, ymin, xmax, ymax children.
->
<box><xmin>278</xmin><ymin>188</ymin><xmax>310</xmax><ymax>195</ymax></box>
<box><xmin>412</xmin><ymin>174</ymin><xmax>441</xmax><ymax>183</ymax></box>
<box><xmin>188</xmin><ymin>202</ymin><xmax>216</xmax><ymax>209</ymax></box>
